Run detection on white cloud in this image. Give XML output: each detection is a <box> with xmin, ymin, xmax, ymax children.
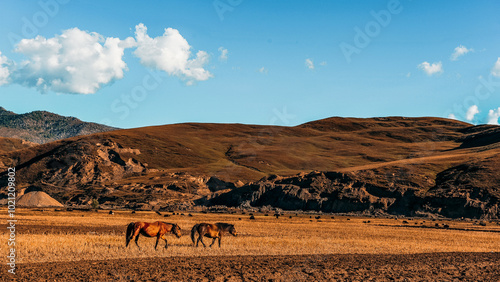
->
<box><xmin>0</xmin><ymin>51</ymin><xmax>10</xmax><ymax>86</ymax></box>
<box><xmin>450</xmin><ymin>45</ymin><xmax>472</xmax><ymax>61</ymax></box>
<box><xmin>465</xmin><ymin>105</ymin><xmax>479</xmax><ymax>121</ymax></box>
<box><xmin>418</xmin><ymin>61</ymin><xmax>443</xmax><ymax>76</ymax></box>
<box><xmin>487</xmin><ymin>107</ymin><xmax>500</xmax><ymax>125</ymax></box>
<box><xmin>258</xmin><ymin>67</ymin><xmax>268</xmax><ymax>74</ymax></box>
<box><xmin>218</xmin><ymin>47</ymin><xmax>228</xmax><ymax>61</ymax></box>
<box><xmin>319</xmin><ymin>61</ymin><xmax>327</xmax><ymax>66</ymax></box>
<box><xmin>447</xmin><ymin>113</ymin><xmax>457</xmax><ymax>120</ymax></box>
<box><xmin>491</xmin><ymin>58</ymin><xmax>500</xmax><ymax>77</ymax></box>
<box><xmin>1</xmin><ymin>24</ymin><xmax>215</xmax><ymax>93</ymax></box>
<box><xmin>12</xmin><ymin>28</ymin><xmax>134</xmax><ymax>94</ymax></box>
<box><xmin>305</xmin><ymin>58</ymin><xmax>314</xmax><ymax>70</ymax></box>
<box><xmin>406</xmin><ymin>72</ymin><xmax>411</xmax><ymax>78</ymax></box>
<box><xmin>133</xmin><ymin>23</ymin><xmax>212</xmax><ymax>84</ymax></box>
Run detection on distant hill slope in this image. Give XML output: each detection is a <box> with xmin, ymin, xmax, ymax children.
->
<box><xmin>0</xmin><ymin>107</ymin><xmax>118</xmax><ymax>144</ymax></box>
<box><xmin>1</xmin><ymin>116</ymin><xmax>499</xmax><ymax>218</ymax></box>
<box><xmin>0</xmin><ymin>136</ymin><xmax>36</xmax><ymax>153</ymax></box>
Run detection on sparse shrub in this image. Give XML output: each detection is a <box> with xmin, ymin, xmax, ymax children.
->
<box><xmin>91</xmin><ymin>199</ymin><xmax>99</xmax><ymax>210</ymax></box>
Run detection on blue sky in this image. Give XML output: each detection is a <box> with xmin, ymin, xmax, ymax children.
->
<box><xmin>1</xmin><ymin>0</ymin><xmax>500</xmax><ymax>128</ymax></box>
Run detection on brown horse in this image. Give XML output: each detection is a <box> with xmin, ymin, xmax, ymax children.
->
<box><xmin>126</xmin><ymin>221</ymin><xmax>182</xmax><ymax>250</ymax></box>
<box><xmin>190</xmin><ymin>223</ymin><xmax>237</xmax><ymax>248</ymax></box>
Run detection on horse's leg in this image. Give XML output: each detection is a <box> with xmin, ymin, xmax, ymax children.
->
<box><xmin>218</xmin><ymin>236</ymin><xmax>221</xmax><ymax>248</ymax></box>
<box><xmin>209</xmin><ymin>238</ymin><xmax>216</xmax><ymax>247</ymax></box>
<box><xmin>195</xmin><ymin>233</ymin><xmax>199</xmax><ymax>247</ymax></box>
<box><xmin>155</xmin><ymin>234</ymin><xmax>160</xmax><ymax>250</ymax></box>
<box><xmin>162</xmin><ymin>234</ymin><xmax>168</xmax><ymax>249</ymax></box>
<box><xmin>197</xmin><ymin>234</ymin><xmax>206</xmax><ymax>247</ymax></box>
<box><xmin>127</xmin><ymin>234</ymin><xmax>135</xmax><ymax>248</ymax></box>
<box><xmin>134</xmin><ymin>234</ymin><xmax>141</xmax><ymax>250</ymax></box>
<box><xmin>130</xmin><ymin>226</ymin><xmax>141</xmax><ymax>250</ymax></box>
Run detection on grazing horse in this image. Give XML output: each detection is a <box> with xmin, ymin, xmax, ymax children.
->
<box><xmin>191</xmin><ymin>223</ymin><xmax>237</xmax><ymax>248</ymax></box>
<box><xmin>125</xmin><ymin>221</ymin><xmax>182</xmax><ymax>250</ymax></box>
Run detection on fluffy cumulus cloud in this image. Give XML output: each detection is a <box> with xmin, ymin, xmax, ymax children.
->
<box><xmin>258</xmin><ymin>67</ymin><xmax>268</xmax><ymax>74</ymax></box>
<box><xmin>12</xmin><ymin>28</ymin><xmax>135</xmax><ymax>94</ymax></box>
<box><xmin>0</xmin><ymin>23</ymin><xmax>214</xmax><ymax>94</ymax></box>
<box><xmin>305</xmin><ymin>58</ymin><xmax>314</xmax><ymax>70</ymax></box>
<box><xmin>418</xmin><ymin>61</ymin><xmax>443</xmax><ymax>76</ymax></box>
<box><xmin>465</xmin><ymin>105</ymin><xmax>479</xmax><ymax>121</ymax></box>
<box><xmin>492</xmin><ymin>58</ymin><xmax>500</xmax><ymax>77</ymax></box>
<box><xmin>487</xmin><ymin>107</ymin><xmax>500</xmax><ymax>125</ymax></box>
<box><xmin>133</xmin><ymin>23</ymin><xmax>212</xmax><ymax>84</ymax></box>
<box><xmin>0</xmin><ymin>51</ymin><xmax>10</xmax><ymax>85</ymax></box>
<box><xmin>218</xmin><ymin>47</ymin><xmax>228</xmax><ymax>61</ymax></box>
<box><xmin>447</xmin><ymin>113</ymin><xmax>457</xmax><ymax>120</ymax></box>
<box><xmin>450</xmin><ymin>45</ymin><xmax>472</xmax><ymax>61</ymax></box>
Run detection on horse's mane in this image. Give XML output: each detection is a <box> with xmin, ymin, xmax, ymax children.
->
<box><xmin>161</xmin><ymin>222</ymin><xmax>179</xmax><ymax>227</ymax></box>
<box><xmin>215</xmin><ymin>222</ymin><xmax>234</xmax><ymax>230</ymax></box>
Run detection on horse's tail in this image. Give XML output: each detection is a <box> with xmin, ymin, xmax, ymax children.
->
<box><xmin>125</xmin><ymin>222</ymin><xmax>135</xmax><ymax>247</ymax></box>
<box><xmin>190</xmin><ymin>224</ymin><xmax>199</xmax><ymax>245</ymax></box>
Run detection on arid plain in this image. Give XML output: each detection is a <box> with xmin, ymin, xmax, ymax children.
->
<box><xmin>1</xmin><ymin>208</ymin><xmax>499</xmax><ymax>281</ymax></box>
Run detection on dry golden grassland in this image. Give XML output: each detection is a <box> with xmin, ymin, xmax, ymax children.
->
<box><xmin>1</xmin><ymin>208</ymin><xmax>499</xmax><ymax>264</ymax></box>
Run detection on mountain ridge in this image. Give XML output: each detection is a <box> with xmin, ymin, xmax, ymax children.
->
<box><xmin>0</xmin><ymin>107</ymin><xmax>118</xmax><ymax>144</ymax></box>
<box><xmin>0</xmin><ymin>115</ymin><xmax>499</xmax><ymax>218</ymax></box>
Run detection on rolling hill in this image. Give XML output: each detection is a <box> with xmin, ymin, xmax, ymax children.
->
<box><xmin>0</xmin><ymin>136</ymin><xmax>36</xmax><ymax>153</ymax></box>
<box><xmin>0</xmin><ymin>116</ymin><xmax>499</xmax><ymax>218</ymax></box>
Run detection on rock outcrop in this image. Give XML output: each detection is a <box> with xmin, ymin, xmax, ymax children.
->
<box><xmin>206</xmin><ymin>170</ymin><xmax>500</xmax><ymax>219</ymax></box>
